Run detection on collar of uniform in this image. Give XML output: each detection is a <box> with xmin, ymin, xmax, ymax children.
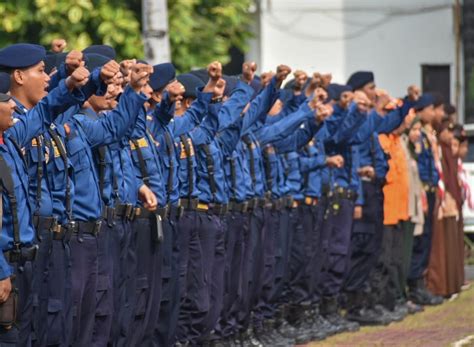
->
<box><xmin>11</xmin><ymin>96</ymin><xmax>28</xmax><ymax>113</ymax></box>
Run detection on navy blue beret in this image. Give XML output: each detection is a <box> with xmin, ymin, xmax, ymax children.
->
<box><xmin>414</xmin><ymin>93</ymin><xmax>435</xmax><ymax>111</ymax></box>
<box><xmin>0</xmin><ymin>43</ymin><xmax>46</xmax><ymax>69</ymax></box>
<box><xmin>0</xmin><ymin>72</ymin><xmax>10</xmax><ymax>93</ymax></box>
<box><xmin>177</xmin><ymin>73</ymin><xmax>205</xmax><ymax>99</ymax></box>
<box><xmin>346</xmin><ymin>71</ymin><xmax>374</xmax><ymax>91</ymax></box>
<box><xmin>84</xmin><ymin>53</ymin><xmax>111</xmax><ymax>72</ymax></box>
<box><xmin>83</xmin><ymin>45</ymin><xmax>116</xmax><ymax>60</ymax></box>
<box><xmin>44</xmin><ymin>52</ymin><xmax>67</xmax><ymax>75</ymax></box>
<box><xmin>149</xmin><ymin>63</ymin><xmax>176</xmax><ymax>91</ymax></box>
<box><xmin>327</xmin><ymin>83</ymin><xmax>352</xmax><ymax>101</ymax></box>
<box><xmin>189</xmin><ymin>69</ymin><xmax>208</xmax><ymax>83</ymax></box>
<box><xmin>223</xmin><ymin>75</ymin><xmax>239</xmax><ymax>97</ymax></box>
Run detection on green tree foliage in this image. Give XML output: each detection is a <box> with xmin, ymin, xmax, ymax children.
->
<box><xmin>167</xmin><ymin>0</ymin><xmax>254</xmax><ymax>71</ymax></box>
<box><xmin>0</xmin><ymin>0</ymin><xmax>143</xmax><ymax>59</ymax></box>
<box><xmin>0</xmin><ymin>0</ymin><xmax>253</xmax><ymax>70</ymax></box>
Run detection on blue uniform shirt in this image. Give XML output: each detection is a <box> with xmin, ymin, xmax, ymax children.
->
<box><xmin>148</xmin><ymin>89</ymin><xmax>212</xmax><ymax>204</ymax></box>
<box><xmin>0</xmin><ymin>80</ymin><xmax>85</xmax><ymax>278</ymax></box>
<box><xmin>417</xmin><ymin>129</ymin><xmax>439</xmax><ymax>185</ymax></box>
<box><xmin>194</xmin><ymin>82</ymin><xmax>254</xmax><ymax>203</ymax></box>
<box><xmin>64</xmin><ymin>86</ymin><xmax>146</xmax><ymax>221</ymax></box>
<box><xmin>299</xmin><ymin>138</ymin><xmax>326</xmax><ymax>198</ymax></box>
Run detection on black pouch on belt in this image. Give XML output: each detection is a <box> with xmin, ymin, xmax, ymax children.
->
<box><xmin>151</xmin><ymin>214</ymin><xmax>164</xmax><ymax>244</ymax></box>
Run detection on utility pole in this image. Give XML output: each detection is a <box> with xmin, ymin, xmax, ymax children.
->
<box><xmin>142</xmin><ymin>0</ymin><xmax>171</xmax><ymax>64</ymax></box>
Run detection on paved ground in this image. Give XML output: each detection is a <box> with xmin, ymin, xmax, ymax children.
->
<box><xmin>301</xmin><ymin>268</ymin><xmax>474</xmax><ymax>347</ymax></box>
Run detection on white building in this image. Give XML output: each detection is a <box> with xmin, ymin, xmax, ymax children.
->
<box><xmin>247</xmin><ymin>0</ymin><xmax>463</xmax><ymax>121</ymax></box>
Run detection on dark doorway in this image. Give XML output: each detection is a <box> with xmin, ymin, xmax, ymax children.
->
<box><xmin>421</xmin><ymin>64</ymin><xmax>451</xmax><ymax>103</ymax></box>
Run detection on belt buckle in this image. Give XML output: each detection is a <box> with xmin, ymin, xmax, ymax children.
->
<box><xmin>52</xmin><ymin>222</ymin><xmax>62</xmax><ymax>234</ymax></box>
<box><xmin>242</xmin><ymin>201</ymin><xmax>248</xmax><ymax>213</ymax></box>
<box><xmin>197</xmin><ymin>202</ymin><xmax>209</xmax><ymax>211</ymax></box>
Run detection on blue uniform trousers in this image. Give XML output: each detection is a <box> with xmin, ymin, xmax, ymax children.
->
<box><xmin>126</xmin><ymin>217</ymin><xmax>163</xmax><ymax>346</ymax></box>
<box><xmin>320</xmin><ymin>198</ymin><xmax>354</xmax><ymax>297</ymax></box>
<box><xmin>155</xmin><ymin>209</ymin><xmax>181</xmax><ymax>347</ymax></box>
<box><xmin>345</xmin><ymin>181</ymin><xmax>384</xmax><ymax>293</ymax></box>
<box><xmin>34</xmin><ymin>226</ymin><xmax>71</xmax><ymax>347</ymax></box>
<box><xmin>69</xmin><ymin>233</ymin><xmax>98</xmax><ymax>347</ymax></box>
<box><xmin>107</xmin><ymin>217</ymin><xmax>133</xmax><ymax>346</ymax></box>
<box><xmin>91</xmin><ymin>224</ymin><xmax>113</xmax><ymax>347</ymax></box>
<box><xmin>253</xmin><ymin>208</ymin><xmax>278</xmax><ymax>325</ymax></box>
<box><xmin>409</xmin><ymin>191</ymin><xmax>436</xmax><ymax>282</ymax></box>
<box><xmin>215</xmin><ymin>210</ymin><xmax>247</xmax><ymax>338</ymax></box>
<box><xmin>176</xmin><ymin>210</ymin><xmax>208</xmax><ymax>346</ymax></box>
<box><xmin>0</xmin><ymin>261</ymin><xmax>34</xmax><ymax>346</ymax></box>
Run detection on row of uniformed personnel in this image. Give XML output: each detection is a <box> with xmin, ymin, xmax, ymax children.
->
<box><xmin>0</xmin><ymin>41</ymin><xmax>448</xmax><ymax>347</ymax></box>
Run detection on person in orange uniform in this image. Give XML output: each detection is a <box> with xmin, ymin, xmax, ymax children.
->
<box><xmin>376</xmin><ymin>120</ymin><xmax>411</xmax><ymax>318</ymax></box>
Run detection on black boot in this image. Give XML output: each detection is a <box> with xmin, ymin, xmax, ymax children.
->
<box><xmin>408</xmin><ymin>279</ymin><xmax>443</xmax><ymax>306</ymax></box>
<box><xmin>230</xmin><ymin>333</ymin><xmax>244</xmax><ymax>347</ymax></box>
<box><xmin>287</xmin><ymin>304</ymin><xmax>313</xmax><ymax>345</ymax></box>
<box><xmin>345</xmin><ymin>291</ymin><xmax>390</xmax><ymax>326</ymax></box>
<box><xmin>254</xmin><ymin>321</ymin><xmax>278</xmax><ymax>347</ymax></box>
<box><xmin>240</xmin><ymin>328</ymin><xmax>263</xmax><ymax>347</ymax></box>
<box><xmin>321</xmin><ymin>296</ymin><xmax>360</xmax><ymax>333</ymax></box>
<box><xmin>307</xmin><ymin>304</ymin><xmax>329</xmax><ymax>341</ymax></box>
<box><xmin>263</xmin><ymin>319</ymin><xmax>291</xmax><ymax>347</ymax></box>
<box><xmin>274</xmin><ymin>304</ymin><xmax>297</xmax><ymax>342</ymax></box>
<box><xmin>312</xmin><ymin>304</ymin><xmax>338</xmax><ymax>336</ymax></box>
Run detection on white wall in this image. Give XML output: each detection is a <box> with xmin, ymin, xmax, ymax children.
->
<box><xmin>252</xmin><ymin>0</ymin><xmax>459</xmax><ymax>102</ymax></box>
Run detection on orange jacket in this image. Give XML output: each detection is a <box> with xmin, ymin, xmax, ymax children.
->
<box><xmin>379</xmin><ymin>133</ymin><xmax>410</xmax><ymax>225</ymax></box>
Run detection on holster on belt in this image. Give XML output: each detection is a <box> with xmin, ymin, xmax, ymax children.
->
<box><xmin>151</xmin><ymin>214</ymin><xmax>164</xmax><ymax>244</ymax></box>
<box><xmin>0</xmin><ymin>288</ymin><xmax>17</xmax><ymax>327</ymax></box>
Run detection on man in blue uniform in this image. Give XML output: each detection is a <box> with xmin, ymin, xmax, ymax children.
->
<box><xmin>0</xmin><ymin>43</ymin><xmax>91</xmax><ymax>345</ymax></box>
<box><xmin>57</xmin><ymin>62</ymin><xmax>150</xmax><ymax>346</ymax></box>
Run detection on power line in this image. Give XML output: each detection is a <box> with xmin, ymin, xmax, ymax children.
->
<box><xmin>263</xmin><ymin>3</ymin><xmax>452</xmax><ymax>41</ymax></box>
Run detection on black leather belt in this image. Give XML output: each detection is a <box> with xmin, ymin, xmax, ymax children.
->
<box><xmin>193</xmin><ymin>202</ymin><xmax>228</xmax><ymax>216</ymax></box>
<box><xmin>115</xmin><ymin>203</ymin><xmax>135</xmax><ymax>220</ymax></box>
<box><xmin>246</xmin><ymin>197</ymin><xmax>268</xmax><ymax>210</ymax></box>
<box><xmin>229</xmin><ymin>200</ymin><xmax>249</xmax><ymax>213</ymax></box>
<box><xmin>74</xmin><ymin>220</ymin><xmax>102</xmax><ymax>236</ymax></box>
<box><xmin>329</xmin><ymin>187</ymin><xmax>357</xmax><ymax>202</ymax></box>
<box><xmin>271</xmin><ymin>198</ymin><xmax>284</xmax><ymax>211</ymax></box>
<box><xmin>133</xmin><ymin>206</ymin><xmax>169</xmax><ymax>220</ymax></box>
<box><xmin>282</xmin><ymin>196</ymin><xmax>294</xmax><ymax>208</ymax></box>
<box><xmin>4</xmin><ymin>244</ymin><xmax>38</xmax><ymax>263</ymax></box>
<box><xmin>179</xmin><ymin>198</ymin><xmax>199</xmax><ymax>211</ymax></box>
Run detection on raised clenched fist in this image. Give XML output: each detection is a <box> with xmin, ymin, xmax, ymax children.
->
<box><xmin>207</xmin><ymin>61</ymin><xmax>223</xmax><ymax>82</ymax></box>
<box><xmin>66</xmin><ymin>65</ymin><xmax>90</xmax><ymax>90</ymax></box>
<box><xmin>65</xmin><ymin>50</ymin><xmax>83</xmax><ymax>75</ymax></box>
<box><xmin>130</xmin><ymin>63</ymin><xmax>153</xmax><ymax>92</ymax></box>
<box><xmin>51</xmin><ymin>39</ymin><xmax>67</xmax><ymax>53</ymax></box>
<box><xmin>100</xmin><ymin>60</ymin><xmax>121</xmax><ymax>84</ymax></box>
